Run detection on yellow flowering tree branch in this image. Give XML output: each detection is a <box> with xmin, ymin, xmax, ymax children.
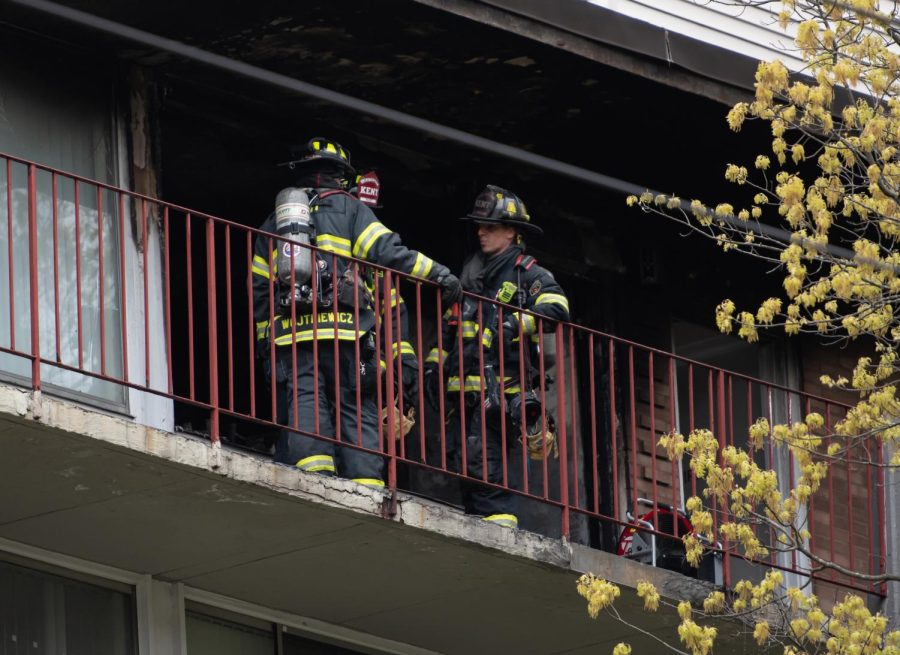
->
<box><xmin>582</xmin><ymin>1</ymin><xmax>900</xmax><ymax>652</ymax></box>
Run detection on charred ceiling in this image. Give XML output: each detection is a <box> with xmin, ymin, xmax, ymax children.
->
<box><xmin>0</xmin><ymin>0</ymin><xmax>778</xmax><ymax>335</ymax></box>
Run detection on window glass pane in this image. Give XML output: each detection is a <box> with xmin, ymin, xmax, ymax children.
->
<box><xmin>0</xmin><ymin>32</ymin><xmax>124</xmax><ymax>405</ymax></box>
<box><xmin>186</xmin><ymin>611</ymin><xmax>274</xmax><ymax>655</ymax></box>
<box><xmin>0</xmin><ymin>560</ymin><xmax>135</xmax><ymax>655</ymax></box>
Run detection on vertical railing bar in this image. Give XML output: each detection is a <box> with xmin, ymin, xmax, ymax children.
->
<box><xmin>332</xmin><ymin>253</ymin><xmax>341</xmax><ymax>445</ymax></box>
<box><xmin>143</xmin><ymin>200</ymin><xmax>151</xmax><ymax>389</ymax></box>
<box><xmin>267</xmin><ymin>236</ymin><xmax>276</xmax><ymax>423</ymax></box>
<box><xmin>373</xmin><ymin>270</ymin><xmax>384</xmax><ymax>451</ymax></box>
<box><xmin>537</xmin><ymin>320</ymin><xmax>548</xmax><ymax>488</ymax></box>
<box><xmin>164</xmin><ymin>207</ymin><xmax>173</xmax><ymax>394</ymax></box>
<box><xmin>568</xmin><ymin>327</ymin><xmax>579</xmax><ymax>510</ymax></box>
<box><xmin>436</xmin><ymin>292</ymin><xmax>447</xmax><ymax>470</ymax></box>
<box><xmin>787</xmin><ymin>390</ymin><xmax>798</xmax><ymax>574</ymax></box>
<box><xmin>766</xmin><ymin>384</ymin><xmax>776</xmax><ymax>566</ymax></box>
<box><xmin>669</xmin><ymin>357</ymin><xmax>678</xmax><ymax>534</ymax></box>
<box><xmin>716</xmin><ymin>370</ymin><xmax>730</xmax><ymax>588</ymax></box>
<box><xmin>877</xmin><ymin>438</ymin><xmax>887</xmax><ymax>595</ymax></box>
<box><xmin>727</xmin><ymin>374</ymin><xmax>734</xmax><ymax>447</ymax></box>
<box><xmin>649</xmin><ymin>351</ymin><xmax>659</xmax><ymax>531</ymax></box>
<box><xmin>353</xmin><ymin>262</ymin><xmax>362</xmax><ymax>448</ymax></box>
<box><xmin>393</xmin><ymin>277</ymin><xmax>403</xmax><ymax>460</ymax></box>
<box><xmin>205</xmin><ymin>217</ymin><xmax>219</xmax><ymax>443</ymax></box>
<box><xmin>688</xmin><ymin>362</ymin><xmax>696</xmax><ymax>498</ymax></box>
<box><xmin>225</xmin><ymin>225</ymin><xmax>234</xmax><ymax>410</ymax></box>
<box><xmin>289</xmin><ymin>241</ymin><xmax>298</xmax><ymax>432</ymax></box>
<box><xmin>805</xmin><ymin>396</ymin><xmax>815</xmax><ymax>559</ymax></box>
<box><xmin>97</xmin><ymin>185</ymin><xmax>106</xmax><ymax>376</ymax></box>
<box><xmin>588</xmin><ymin>334</ymin><xmax>599</xmax><ymax>514</ymax></box>
<box><xmin>530</xmin><ymin>315</ymin><xmax>540</xmax><ymax>498</ymax></box>
<box><xmin>7</xmin><ymin>159</ymin><xmax>15</xmax><ymax>353</ymax></box>
<box><xmin>866</xmin><ymin>415</ymin><xmax>875</xmax><ymax>581</ymax></box>
<box><xmin>117</xmin><ymin>193</ymin><xmax>129</xmax><ymax>384</ymax></box>
<box><xmin>825</xmin><ymin>402</ymin><xmax>836</xmax><ymax>581</ymax></box>
<box><xmin>456</xmin><ymin>298</ymin><xmax>467</xmax><ymax>479</ymax></box>
<box><xmin>383</xmin><ymin>271</ymin><xmax>397</xmax><ymax>491</ymax></box>
<box><xmin>608</xmin><ymin>338</ymin><xmax>619</xmax><ymax>523</ymax></box>
<box><xmin>477</xmin><ymin>300</ymin><xmax>487</xmax><ymax>484</ymax></box>
<box><xmin>415</xmin><ymin>282</ymin><xmax>426</xmax><ymax>463</ymax></box>
<box><xmin>75</xmin><ymin>181</ymin><xmax>83</xmax><ymax>368</ymax></box>
<box><xmin>27</xmin><ymin>165</ymin><xmax>39</xmax><ymax>389</ymax></box>
<box><xmin>497</xmin><ymin>305</ymin><xmax>508</xmax><ymax>487</ymax></box>
<box><xmin>52</xmin><ymin>174</ymin><xmax>61</xmax><ymax>363</ymax></box>
<box><xmin>556</xmin><ymin>324</ymin><xmax>570</xmax><ymax>539</ymax></box>
<box><xmin>309</xmin><ymin>243</ymin><xmax>319</xmax><ymax>436</ymax></box>
<box><xmin>186</xmin><ymin>213</ymin><xmax>195</xmax><ymax>400</ymax></box>
<box><xmin>628</xmin><ymin>346</ymin><xmax>638</xmax><ymax>521</ymax></box>
<box><xmin>246</xmin><ymin>231</ymin><xmax>256</xmax><ymax>416</ymax></box>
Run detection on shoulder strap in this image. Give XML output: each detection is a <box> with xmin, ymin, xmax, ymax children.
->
<box><xmin>514</xmin><ymin>254</ymin><xmax>537</xmax><ymax>271</ymax></box>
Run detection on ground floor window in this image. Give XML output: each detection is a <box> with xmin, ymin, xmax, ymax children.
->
<box><xmin>0</xmin><ymin>559</ymin><xmax>135</xmax><ymax>655</ymax></box>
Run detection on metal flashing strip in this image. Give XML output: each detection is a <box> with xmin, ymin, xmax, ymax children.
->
<box><xmin>0</xmin><ymin>534</ymin><xmax>145</xmax><ymax>585</ymax></box>
<box><xmin>183</xmin><ymin>587</ymin><xmax>444</xmax><ymax>655</ymax></box>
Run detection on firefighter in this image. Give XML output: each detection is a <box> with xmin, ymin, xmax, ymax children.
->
<box><xmin>252</xmin><ymin>137</ymin><xmax>461</xmax><ymax>487</ymax></box>
<box><xmin>424</xmin><ymin>185</ymin><xmax>570</xmax><ymax>528</ymax></box>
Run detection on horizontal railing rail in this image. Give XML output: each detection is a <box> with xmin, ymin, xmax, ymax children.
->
<box><xmin>0</xmin><ymin>150</ymin><xmax>885</xmax><ymax>599</ymax></box>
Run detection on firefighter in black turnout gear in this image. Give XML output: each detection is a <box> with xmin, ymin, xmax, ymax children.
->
<box><xmin>252</xmin><ymin>138</ymin><xmax>461</xmax><ymax>486</ymax></box>
<box><xmin>425</xmin><ymin>186</ymin><xmax>570</xmax><ymax>528</ymax></box>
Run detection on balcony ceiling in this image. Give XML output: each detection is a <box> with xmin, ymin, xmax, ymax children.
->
<box><xmin>0</xmin><ymin>396</ymin><xmax>759</xmax><ymax>655</ymax></box>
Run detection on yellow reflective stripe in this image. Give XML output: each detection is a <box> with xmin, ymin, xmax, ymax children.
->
<box><xmin>426</xmin><ymin>348</ymin><xmax>447</xmax><ymax>364</ymax></box>
<box><xmin>461</xmin><ymin>321</ymin><xmax>479</xmax><ymax>339</ymax></box>
<box><xmin>273</xmin><ymin>328</ymin><xmax>360</xmax><ymax>344</ymax></box>
<box><xmin>482</xmin><ymin>328</ymin><xmax>494</xmax><ymax>348</ymax></box>
<box><xmin>514</xmin><ymin>312</ymin><xmax>537</xmax><ymax>335</ymax></box>
<box><xmin>353</xmin><ymin>221</ymin><xmax>391</xmax><ymax>259</ymax></box>
<box><xmin>252</xmin><ymin>255</ymin><xmax>271</xmax><ymax>279</ymax></box>
<box><xmin>392</xmin><ymin>341</ymin><xmax>416</xmax><ymax>358</ymax></box>
<box><xmin>352</xmin><ymin>478</ymin><xmax>385</xmax><ymax>488</ymax></box>
<box><xmin>483</xmin><ymin>514</ymin><xmax>518</xmax><ymax>528</ymax></box>
<box><xmin>379</xmin><ymin>359</ymin><xmax>387</xmax><ymax>371</ymax></box>
<box><xmin>297</xmin><ymin>454</ymin><xmax>336</xmax><ymax>473</ymax></box>
<box><xmin>447</xmin><ymin>375</ymin><xmax>485</xmax><ymax>392</ymax></box>
<box><xmin>534</xmin><ymin>293</ymin><xmax>569</xmax><ymax>313</ymax></box>
<box><xmin>316</xmin><ymin>233</ymin><xmax>352</xmax><ymax>258</ymax></box>
<box><xmin>411</xmin><ymin>252</ymin><xmax>434</xmax><ymax>279</ymax></box>
<box><xmin>255</xmin><ymin>320</ymin><xmax>269</xmax><ymax>341</ymax></box>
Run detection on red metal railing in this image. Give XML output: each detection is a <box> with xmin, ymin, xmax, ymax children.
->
<box><xmin>0</xmin><ymin>151</ymin><xmax>886</xmax><ymax>598</ymax></box>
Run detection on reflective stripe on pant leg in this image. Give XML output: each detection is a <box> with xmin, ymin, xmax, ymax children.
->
<box><xmin>296</xmin><ymin>454</ymin><xmax>336</xmax><ymax>473</ymax></box>
<box><xmin>483</xmin><ymin>514</ymin><xmax>518</xmax><ymax>529</ymax></box>
<box><xmin>351</xmin><ymin>478</ymin><xmax>385</xmax><ymax>488</ymax></box>
<box><xmin>274</xmin><ymin>346</ymin><xmax>336</xmax><ymax>467</ymax></box>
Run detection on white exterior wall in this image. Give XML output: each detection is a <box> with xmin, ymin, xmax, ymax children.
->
<box><xmin>116</xmin><ymin>99</ymin><xmax>174</xmax><ymax>434</ymax></box>
<box><xmin>587</xmin><ymin>0</ymin><xmax>803</xmax><ymax>70</ymax></box>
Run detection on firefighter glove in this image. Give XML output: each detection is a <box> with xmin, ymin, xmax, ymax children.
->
<box><xmin>435</xmin><ymin>272</ymin><xmax>462</xmax><ymax>307</ymax></box>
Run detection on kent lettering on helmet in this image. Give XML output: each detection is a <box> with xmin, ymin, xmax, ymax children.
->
<box><xmin>424</xmin><ymin>185</ymin><xmax>570</xmax><ymax>531</ymax></box>
<box><xmin>252</xmin><ymin>137</ymin><xmax>461</xmax><ymax>487</ymax></box>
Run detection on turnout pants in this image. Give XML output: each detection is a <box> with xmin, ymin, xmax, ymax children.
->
<box><xmin>273</xmin><ymin>340</ymin><xmax>383</xmax><ymax>484</ymax></box>
<box><xmin>450</xmin><ymin>399</ymin><xmax>514</xmax><ymax>520</ymax></box>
